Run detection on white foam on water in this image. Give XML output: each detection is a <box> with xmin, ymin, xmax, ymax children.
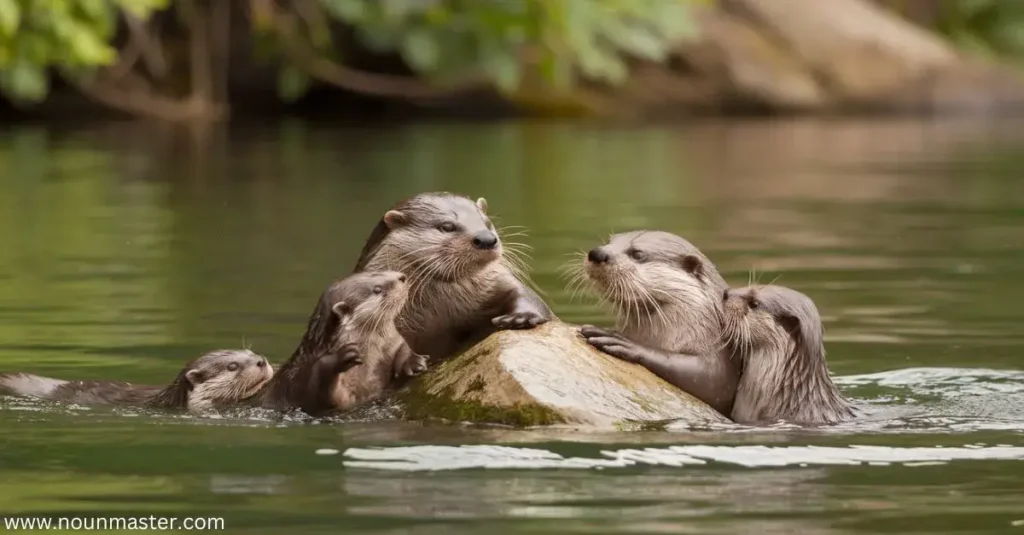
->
<box><xmin>341</xmin><ymin>444</ymin><xmax>1024</xmax><ymax>472</ymax></box>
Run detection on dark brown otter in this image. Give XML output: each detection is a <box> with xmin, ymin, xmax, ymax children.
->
<box><xmin>251</xmin><ymin>271</ymin><xmax>427</xmax><ymax>416</ymax></box>
<box><xmin>568</xmin><ymin>230</ymin><xmax>740</xmax><ymax>417</ymax></box>
<box><xmin>0</xmin><ymin>349</ymin><xmax>273</xmax><ymax>412</ymax></box>
<box><xmin>352</xmin><ymin>192</ymin><xmax>553</xmax><ymax>362</ymax></box>
<box><xmin>723</xmin><ymin>284</ymin><xmax>854</xmax><ymax>426</ymax></box>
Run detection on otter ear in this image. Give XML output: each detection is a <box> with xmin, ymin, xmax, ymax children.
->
<box><xmin>476</xmin><ymin>197</ymin><xmax>488</xmax><ymax>214</ymax></box>
<box><xmin>679</xmin><ymin>255</ymin><xmax>702</xmax><ymax>276</ymax></box>
<box><xmin>331</xmin><ymin>301</ymin><xmax>353</xmax><ymax>326</ymax></box>
<box><xmin>383</xmin><ymin>210</ymin><xmax>407</xmax><ymax>229</ymax></box>
<box><xmin>777</xmin><ymin>314</ymin><xmax>801</xmax><ymax>338</ymax></box>
<box><xmin>185</xmin><ymin>369</ymin><xmax>206</xmax><ymax>386</ymax></box>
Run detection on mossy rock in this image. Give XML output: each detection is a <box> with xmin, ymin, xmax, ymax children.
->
<box><xmin>397</xmin><ymin>321</ymin><xmax>729</xmax><ymax>428</ymax></box>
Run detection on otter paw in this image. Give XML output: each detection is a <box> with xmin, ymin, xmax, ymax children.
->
<box><xmin>401</xmin><ymin>353</ymin><xmax>430</xmax><ymax>377</ymax></box>
<box><xmin>492</xmin><ymin>311</ymin><xmax>547</xmax><ymax>330</ymax></box>
<box><xmin>336</xmin><ymin>344</ymin><xmax>364</xmax><ymax>372</ymax></box>
<box><xmin>578</xmin><ymin>325</ymin><xmax>626</xmax><ymax>340</ymax></box>
<box><xmin>579</xmin><ymin>326</ymin><xmax>643</xmax><ymax>363</ymax></box>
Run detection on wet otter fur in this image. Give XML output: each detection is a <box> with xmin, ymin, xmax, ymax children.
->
<box><xmin>567</xmin><ymin>230</ymin><xmax>740</xmax><ymax>417</ymax></box>
<box><xmin>251</xmin><ymin>271</ymin><xmax>427</xmax><ymax>416</ymax></box>
<box><xmin>353</xmin><ymin>192</ymin><xmax>553</xmax><ymax>362</ymax></box>
<box><xmin>723</xmin><ymin>284</ymin><xmax>854</xmax><ymax>426</ymax></box>
<box><xmin>0</xmin><ymin>349</ymin><xmax>273</xmax><ymax>412</ymax></box>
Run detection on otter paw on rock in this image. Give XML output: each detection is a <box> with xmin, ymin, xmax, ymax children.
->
<box><xmin>397</xmin><ymin>351</ymin><xmax>430</xmax><ymax>378</ymax></box>
<box><xmin>492</xmin><ymin>311</ymin><xmax>548</xmax><ymax>330</ymax></box>
<box><xmin>578</xmin><ymin>325</ymin><xmax>646</xmax><ymax>363</ymax></box>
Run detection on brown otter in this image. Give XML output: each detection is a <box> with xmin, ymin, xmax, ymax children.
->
<box><xmin>0</xmin><ymin>349</ymin><xmax>273</xmax><ymax>412</ymax></box>
<box><xmin>352</xmin><ymin>192</ymin><xmax>553</xmax><ymax>362</ymax></box>
<box><xmin>568</xmin><ymin>230</ymin><xmax>740</xmax><ymax>417</ymax></box>
<box><xmin>251</xmin><ymin>271</ymin><xmax>428</xmax><ymax>416</ymax></box>
<box><xmin>723</xmin><ymin>284</ymin><xmax>854</xmax><ymax>426</ymax></box>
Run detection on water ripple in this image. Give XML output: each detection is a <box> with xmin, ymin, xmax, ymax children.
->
<box><xmin>341</xmin><ymin>443</ymin><xmax>1024</xmax><ymax>472</ymax></box>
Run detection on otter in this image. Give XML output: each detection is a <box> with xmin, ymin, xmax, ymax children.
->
<box><xmin>723</xmin><ymin>284</ymin><xmax>854</xmax><ymax>426</ymax></box>
<box><xmin>352</xmin><ymin>192</ymin><xmax>553</xmax><ymax>362</ymax></box>
<box><xmin>569</xmin><ymin>230</ymin><xmax>740</xmax><ymax>417</ymax></box>
<box><xmin>251</xmin><ymin>271</ymin><xmax>428</xmax><ymax>416</ymax></box>
<box><xmin>0</xmin><ymin>349</ymin><xmax>273</xmax><ymax>412</ymax></box>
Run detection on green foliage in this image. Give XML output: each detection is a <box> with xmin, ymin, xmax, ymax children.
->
<box><xmin>315</xmin><ymin>0</ymin><xmax>701</xmax><ymax>94</ymax></box>
<box><xmin>931</xmin><ymin>0</ymin><xmax>1024</xmax><ymax>60</ymax></box>
<box><xmin>0</xmin><ymin>0</ymin><xmax>166</xmax><ymax>104</ymax></box>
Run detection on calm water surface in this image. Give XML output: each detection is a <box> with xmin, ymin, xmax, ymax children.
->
<box><xmin>1</xmin><ymin>118</ymin><xmax>1023</xmax><ymax>534</ymax></box>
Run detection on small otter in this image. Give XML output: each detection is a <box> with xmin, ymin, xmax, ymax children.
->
<box><xmin>352</xmin><ymin>192</ymin><xmax>553</xmax><ymax>362</ymax></box>
<box><xmin>723</xmin><ymin>284</ymin><xmax>854</xmax><ymax>426</ymax></box>
<box><xmin>0</xmin><ymin>349</ymin><xmax>273</xmax><ymax>412</ymax></box>
<box><xmin>252</xmin><ymin>271</ymin><xmax>428</xmax><ymax>415</ymax></box>
<box><xmin>570</xmin><ymin>230</ymin><xmax>740</xmax><ymax>417</ymax></box>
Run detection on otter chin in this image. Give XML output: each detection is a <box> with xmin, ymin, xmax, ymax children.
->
<box><xmin>0</xmin><ymin>349</ymin><xmax>273</xmax><ymax>413</ymax></box>
<box><xmin>723</xmin><ymin>284</ymin><xmax>854</xmax><ymax>426</ymax></box>
<box><xmin>252</xmin><ymin>270</ymin><xmax>428</xmax><ymax>416</ymax></box>
<box><xmin>572</xmin><ymin>230</ymin><xmax>740</xmax><ymax>417</ymax></box>
<box><xmin>353</xmin><ymin>192</ymin><xmax>553</xmax><ymax>362</ymax></box>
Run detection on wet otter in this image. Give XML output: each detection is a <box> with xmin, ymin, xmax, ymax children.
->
<box><xmin>568</xmin><ymin>230</ymin><xmax>740</xmax><ymax>417</ymax></box>
<box><xmin>353</xmin><ymin>192</ymin><xmax>553</xmax><ymax>362</ymax></box>
<box><xmin>723</xmin><ymin>284</ymin><xmax>854</xmax><ymax>426</ymax></box>
<box><xmin>0</xmin><ymin>349</ymin><xmax>273</xmax><ymax>412</ymax></box>
<box><xmin>252</xmin><ymin>271</ymin><xmax>428</xmax><ymax>415</ymax></box>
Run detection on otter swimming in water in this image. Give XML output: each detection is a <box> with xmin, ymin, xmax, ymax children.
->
<box><xmin>352</xmin><ymin>192</ymin><xmax>553</xmax><ymax>362</ymax></box>
<box><xmin>0</xmin><ymin>349</ymin><xmax>273</xmax><ymax>412</ymax></box>
<box><xmin>723</xmin><ymin>284</ymin><xmax>854</xmax><ymax>426</ymax></box>
<box><xmin>252</xmin><ymin>271</ymin><xmax>427</xmax><ymax>415</ymax></box>
<box><xmin>569</xmin><ymin>230</ymin><xmax>740</xmax><ymax>417</ymax></box>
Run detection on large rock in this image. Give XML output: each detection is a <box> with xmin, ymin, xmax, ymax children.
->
<box><xmin>398</xmin><ymin>321</ymin><xmax>728</xmax><ymax>428</ymax></box>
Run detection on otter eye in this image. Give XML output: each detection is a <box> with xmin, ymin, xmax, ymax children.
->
<box><xmin>749</xmin><ymin>298</ymin><xmax>761</xmax><ymax>310</ymax></box>
<box><xmin>226</xmin><ymin>362</ymin><xmax>239</xmax><ymax>372</ymax></box>
<box><xmin>628</xmin><ymin>249</ymin><xmax>647</xmax><ymax>261</ymax></box>
<box><xmin>372</xmin><ymin>285</ymin><xmax>383</xmax><ymax>294</ymax></box>
<box><xmin>438</xmin><ymin>222</ymin><xmax>457</xmax><ymax>232</ymax></box>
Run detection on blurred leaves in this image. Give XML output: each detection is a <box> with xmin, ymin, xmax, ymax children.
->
<box><xmin>927</xmin><ymin>0</ymin><xmax>1024</xmax><ymax>61</ymax></box>
<box><xmin>308</xmin><ymin>0</ymin><xmax>701</xmax><ymax>93</ymax></box>
<box><xmin>0</xmin><ymin>0</ymin><xmax>167</xmax><ymax>104</ymax></box>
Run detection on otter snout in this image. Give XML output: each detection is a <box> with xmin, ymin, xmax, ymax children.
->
<box><xmin>723</xmin><ymin>290</ymin><xmax>749</xmax><ymax>315</ymax></box>
<box><xmin>587</xmin><ymin>247</ymin><xmax>610</xmax><ymax>264</ymax></box>
<box><xmin>471</xmin><ymin>230</ymin><xmax>499</xmax><ymax>250</ymax></box>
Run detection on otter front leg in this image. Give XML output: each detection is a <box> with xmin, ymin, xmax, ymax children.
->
<box><xmin>579</xmin><ymin>325</ymin><xmax>738</xmax><ymax>417</ymax></box>
<box><xmin>392</xmin><ymin>343</ymin><xmax>429</xmax><ymax>380</ymax></box>
<box><xmin>306</xmin><ymin>344</ymin><xmax>363</xmax><ymax>414</ymax></box>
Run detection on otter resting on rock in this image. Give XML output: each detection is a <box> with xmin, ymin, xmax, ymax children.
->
<box><xmin>252</xmin><ymin>271</ymin><xmax>428</xmax><ymax>416</ymax></box>
<box><xmin>723</xmin><ymin>284</ymin><xmax>854</xmax><ymax>426</ymax></box>
<box><xmin>353</xmin><ymin>192</ymin><xmax>553</xmax><ymax>362</ymax></box>
<box><xmin>0</xmin><ymin>349</ymin><xmax>273</xmax><ymax>412</ymax></box>
<box><xmin>570</xmin><ymin>230</ymin><xmax>740</xmax><ymax>417</ymax></box>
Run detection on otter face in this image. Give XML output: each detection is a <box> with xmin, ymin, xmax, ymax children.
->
<box><xmin>185</xmin><ymin>349</ymin><xmax>273</xmax><ymax>408</ymax></box>
<box><xmin>380</xmin><ymin>194</ymin><xmax>501</xmax><ymax>280</ymax></box>
<box><xmin>723</xmin><ymin>285</ymin><xmax>823</xmax><ymax>360</ymax></box>
<box><xmin>582</xmin><ymin>231</ymin><xmax>727</xmax><ymax>320</ymax></box>
<box><xmin>327</xmin><ymin>271</ymin><xmax>409</xmax><ymax>331</ymax></box>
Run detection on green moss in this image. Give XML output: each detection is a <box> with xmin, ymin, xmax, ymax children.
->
<box><xmin>398</xmin><ymin>382</ymin><xmax>564</xmax><ymax>428</ymax></box>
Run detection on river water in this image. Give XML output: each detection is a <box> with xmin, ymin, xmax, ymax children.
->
<box><xmin>1</xmin><ymin>118</ymin><xmax>1022</xmax><ymax>534</ymax></box>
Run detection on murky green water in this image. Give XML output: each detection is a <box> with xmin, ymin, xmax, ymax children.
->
<box><xmin>1</xmin><ymin>118</ymin><xmax>1023</xmax><ymax>533</ymax></box>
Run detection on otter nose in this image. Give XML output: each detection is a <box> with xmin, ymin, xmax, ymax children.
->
<box><xmin>587</xmin><ymin>248</ymin><xmax>610</xmax><ymax>264</ymax></box>
<box><xmin>472</xmin><ymin>230</ymin><xmax>498</xmax><ymax>250</ymax></box>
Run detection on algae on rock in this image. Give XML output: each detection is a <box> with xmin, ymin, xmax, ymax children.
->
<box><xmin>398</xmin><ymin>321</ymin><xmax>728</xmax><ymax>428</ymax></box>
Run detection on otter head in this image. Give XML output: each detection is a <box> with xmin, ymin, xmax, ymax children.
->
<box><xmin>722</xmin><ymin>284</ymin><xmax>823</xmax><ymax>363</ymax></box>
<box><xmin>582</xmin><ymin>231</ymin><xmax>728</xmax><ymax>345</ymax></box>
<box><xmin>183</xmin><ymin>349</ymin><xmax>274</xmax><ymax>410</ymax></box>
<box><xmin>325</xmin><ymin>271</ymin><xmax>409</xmax><ymax>334</ymax></box>
<box><xmin>357</xmin><ymin>193</ymin><xmax>501</xmax><ymax>282</ymax></box>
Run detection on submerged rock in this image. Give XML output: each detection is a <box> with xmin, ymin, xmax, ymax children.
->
<box><xmin>398</xmin><ymin>321</ymin><xmax>729</xmax><ymax>428</ymax></box>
